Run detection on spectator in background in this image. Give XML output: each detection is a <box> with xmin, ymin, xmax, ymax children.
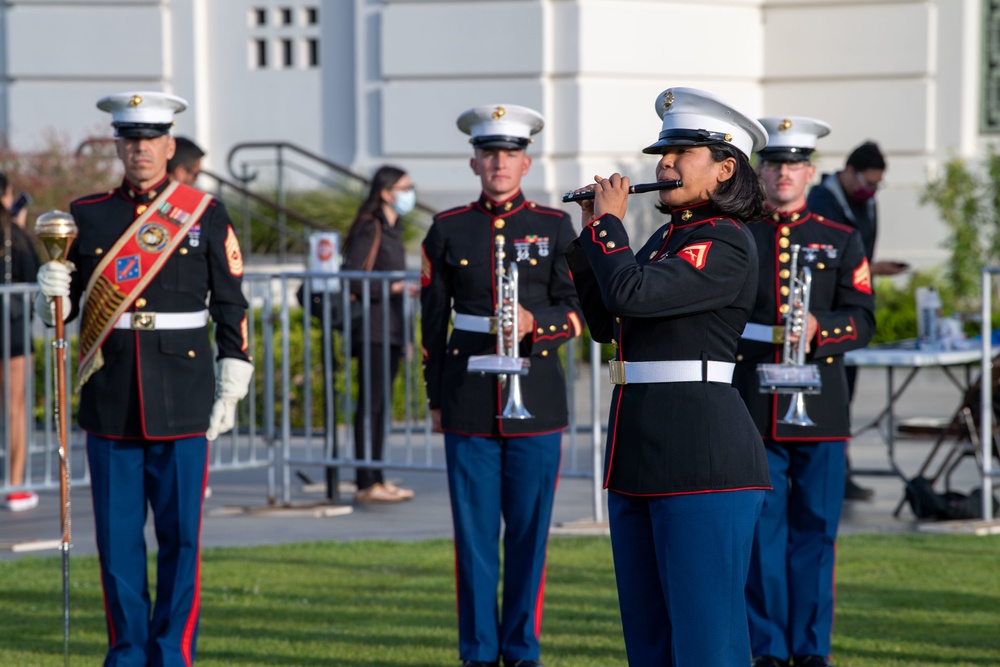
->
<box><xmin>0</xmin><ymin>172</ymin><xmax>41</xmax><ymax>511</ymax></box>
<box><xmin>343</xmin><ymin>165</ymin><xmax>417</xmax><ymax>503</ymax></box>
<box><xmin>807</xmin><ymin>140</ymin><xmax>909</xmax><ymax>501</ymax></box>
<box><xmin>167</xmin><ymin>136</ymin><xmax>205</xmax><ymax>186</ymax></box>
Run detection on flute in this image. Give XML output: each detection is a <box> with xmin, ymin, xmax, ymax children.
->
<box><xmin>561</xmin><ymin>179</ymin><xmax>683</xmax><ymax>203</ymax></box>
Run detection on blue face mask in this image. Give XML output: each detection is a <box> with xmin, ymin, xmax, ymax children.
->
<box><xmin>392</xmin><ymin>188</ymin><xmax>416</xmax><ymax>216</ymax></box>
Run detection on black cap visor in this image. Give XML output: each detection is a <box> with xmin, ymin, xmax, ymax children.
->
<box><xmin>113</xmin><ymin>122</ymin><xmax>173</xmax><ymax>139</ymax></box>
<box><xmin>642</xmin><ymin>128</ymin><xmax>731</xmax><ymax>155</ymax></box>
<box><xmin>470</xmin><ymin>135</ymin><xmax>530</xmax><ymax>151</ymax></box>
<box><xmin>757</xmin><ymin>147</ymin><xmax>814</xmax><ymax>163</ymax></box>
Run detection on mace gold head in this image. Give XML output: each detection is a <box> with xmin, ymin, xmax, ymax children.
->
<box><xmin>34</xmin><ymin>210</ymin><xmax>78</xmax><ymax>263</ymax></box>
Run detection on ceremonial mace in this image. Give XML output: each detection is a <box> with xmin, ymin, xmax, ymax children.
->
<box><xmin>35</xmin><ymin>210</ymin><xmax>78</xmax><ymax>667</ymax></box>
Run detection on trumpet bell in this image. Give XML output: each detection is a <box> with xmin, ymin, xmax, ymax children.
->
<box><xmin>779</xmin><ymin>391</ymin><xmax>815</xmax><ymax>427</ymax></box>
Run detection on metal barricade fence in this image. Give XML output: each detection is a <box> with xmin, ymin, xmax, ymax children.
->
<box><xmin>3</xmin><ymin>274</ymin><xmax>608</xmax><ymax>522</ymax></box>
<box><xmin>246</xmin><ymin>270</ymin><xmax>606</xmax><ymax>517</ymax></box>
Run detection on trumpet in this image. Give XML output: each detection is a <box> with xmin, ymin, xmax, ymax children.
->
<box><xmin>756</xmin><ymin>244</ymin><xmax>822</xmax><ymax>426</ymax></box>
<box><xmin>465</xmin><ymin>234</ymin><xmax>534</xmax><ymax>420</ymax></box>
<box><xmin>561</xmin><ymin>179</ymin><xmax>683</xmax><ymax>203</ymax></box>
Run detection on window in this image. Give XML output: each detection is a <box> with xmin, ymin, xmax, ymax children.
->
<box><xmin>253</xmin><ymin>39</ymin><xmax>268</xmax><ymax>68</ymax></box>
<box><xmin>280</xmin><ymin>7</ymin><xmax>293</xmax><ymax>26</ymax></box>
<box><xmin>282</xmin><ymin>39</ymin><xmax>294</xmax><ymax>68</ymax></box>
<box><xmin>251</xmin><ymin>8</ymin><xmax>267</xmax><ymax>27</ymax></box>
<box><xmin>306</xmin><ymin>7</ymin><xmax>319</xmax><ymax>25</ymax></box>
<box><xmin>307</xmin><ymin>38</ymin><xmax>319</xmax><ymax>67</ymax></box>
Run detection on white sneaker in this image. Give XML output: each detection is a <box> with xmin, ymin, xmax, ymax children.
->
<box><xmin>6</xmin><ymin>491</ymin><xmax>39</xmax><ymax>512</ymax></box>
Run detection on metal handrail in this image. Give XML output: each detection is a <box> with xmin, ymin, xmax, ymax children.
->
<box><xmin>225</xmin><ymin>140</ymin><xmax>437</xmax><ymax>216</ymax></box>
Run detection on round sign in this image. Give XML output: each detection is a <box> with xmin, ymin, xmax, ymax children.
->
<box><xmin>316</xmin><ymin>238</ymin><xmax>334</xmax><ymax>262</ymax></box>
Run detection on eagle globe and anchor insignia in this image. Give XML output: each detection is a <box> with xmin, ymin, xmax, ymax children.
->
<box><xmin>137</xmin><ymin>222</ymin><xmax>169</xmax><ymax>253</ymax></box>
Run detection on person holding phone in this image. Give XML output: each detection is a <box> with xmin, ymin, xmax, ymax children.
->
<box><xmin>0</xmin><ymin>174</ymin><xmax>40</xmax><ymax>511</ymax></box>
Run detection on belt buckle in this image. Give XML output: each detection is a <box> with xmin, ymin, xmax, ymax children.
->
<box><xmin>131</xmin><ymin>312</ymin><xmax>155</xmax><ymax>330</ymax></box>
<box><xmin>608</xmin><ymin>360</ymin><xmax>627</xmax><ymax>385</ymax></box>
<box><xmin>771</xmin><ymin>326</ymin><xmax>785</xmax><ymax>345</ymax></box>
<box><xmin>488</xmin><ymin>316</ymin><xmax>499</xmax><ymax>335</ymax></box>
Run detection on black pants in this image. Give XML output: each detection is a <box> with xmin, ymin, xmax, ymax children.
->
<box><xmin>353</xmin><ymin>343</ymin><xmax>402</xmax><ymax>490</ymax></box>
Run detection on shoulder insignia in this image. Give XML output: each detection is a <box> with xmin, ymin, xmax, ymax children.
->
<box><xmin>853</xmin><ymin>258</ymin><xmax>872</xmax><ymax>294</ymax></box>
<box><xmin>678</xmin><ymin>241</ymin><xmax>712</xmax><ymax>270</ymax></box>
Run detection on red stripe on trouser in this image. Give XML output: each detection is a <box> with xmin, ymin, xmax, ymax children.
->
<box><xmin>179</xmin><ymin>448</ymin><xmax>209</xmax><ymax>666</ymax></box>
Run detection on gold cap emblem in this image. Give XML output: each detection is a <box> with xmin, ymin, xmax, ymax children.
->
<box><xmin>492</xmin><ymin>106</ymin><xmax>506</xmax><ymax>120</ymax></box>
<box><xmin>663</xmin><ymin>90</ymin><xmax>675</xmax><ymax>110</ymax></box>
<box><xmin>779</xmin><ymin>118</ymin><xmax>793</xmax><ymax>131</ymax></box>
<box><xmin>129</xmin><ymin>95</ymin><xmax>143</xmax><ymax>107</ymax></box>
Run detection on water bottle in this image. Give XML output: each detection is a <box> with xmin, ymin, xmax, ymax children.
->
<box><xmin>916</xmin><ymin>286</ymin><xmax>942</xmax><ymax>349</ymax></box>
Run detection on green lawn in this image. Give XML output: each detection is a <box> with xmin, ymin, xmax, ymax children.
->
<box><xmin>1</xmin><ymin>534</ymin><xmax>998</xmax><ymax>666</ymax></box>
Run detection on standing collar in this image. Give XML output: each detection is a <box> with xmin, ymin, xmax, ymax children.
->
<box><xmin>765</xmin><ymin>203</ymin><xmax>809</xmax><ymax>225</ymax></box>
<box><xmin>478</xmin><ymin>190</ymin><xmax>525</xmax><ymax>214</ymax></box>
<box><xmin>119</xmin><ymin>175</ymin><xmax>170</xmax><ymax>204</ymax></box>
<box><xmin>668</xmin><ymin>200</ymin><xmax>721</xmax><ymax>225</ymax></box>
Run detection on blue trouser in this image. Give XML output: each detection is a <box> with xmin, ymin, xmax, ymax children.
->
<box><xmin>444</xmin><ymin>431</ymin><xmax>562</xmax><ymax>664</ymax></box>
<box><xmin>608</xmin><ymin>489</ymin><xmax>764</xmax><ymax>667</ymax></box>
<box><xmin>87</xmin><ymin>434</ymin><xmax>209</xmax><ymax>667</ymax></box>
<box><xmin>746</xmin><ymin>440</ymin><xmax>846</xmax><ymax>661</ymax></box>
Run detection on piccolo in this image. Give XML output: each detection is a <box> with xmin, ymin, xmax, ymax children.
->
<box><xmin>561</xmin><ymin>179</ymin><xmax>683</xmax><ymax>203</ymax></box>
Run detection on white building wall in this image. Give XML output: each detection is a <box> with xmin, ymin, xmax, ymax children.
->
<box><xmin>0</xmin><ymin>0</ymin><xmax>990</xmax><ymax>270</ymax></box>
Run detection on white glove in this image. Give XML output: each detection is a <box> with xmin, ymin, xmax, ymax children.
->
<box><xmin>34</xmin><ymin>262</ymin><xmax>74</xmax><ymax>325</ymax></box>
<box><xmin>206</xmin><ymin>358</ymin><xmax>255</xmax><ymax>441</ymax></box>
<box><xmin>38</xmin><ymin>261</ymin><xmax>73</xmax><ymax>298</ymax></box>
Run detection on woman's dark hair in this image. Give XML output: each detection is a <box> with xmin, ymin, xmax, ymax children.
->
<box><xmin>846</xmin><ymin>141</ymin><xmax>885</xmax><ymax>172</ymax></box>
<box><xmin>655</xmin><ymin>143</ymin><xmax>765</xmax><ymax>222</ymax></box>
<box><xmin>344</xmin><ymin>165</ymin><xmax>407</xmax><ymax>252</ymax></box>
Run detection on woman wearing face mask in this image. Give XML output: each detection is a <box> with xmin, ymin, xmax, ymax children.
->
<box><xmin>343</xmin><ymin>165</ymin><xmax>419</xmax><ymax>503</ymax></box>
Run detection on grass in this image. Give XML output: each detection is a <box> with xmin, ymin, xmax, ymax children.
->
<box><xmin>1</xmin><ymin>534</ymin><xmax>998</xmax><ymax>666</ymax></box>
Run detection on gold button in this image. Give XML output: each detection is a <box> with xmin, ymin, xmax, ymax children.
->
<box><xmin>452</xmin><ymin>349</ymin><xmax>460</xmax><ymax>356</ymax></box>
<box><xmin>96</xmin><ymin>248</ymin><xmax>104</xmax><ymax>255</ymax></box>
<box><xmin>780</xmin><ymin>226</ymin><xmax>791</xmax><ymax>236</ymax></box>
<box><xmin>736</xmin><ymin>354</ymin><xmax>744</xmax><ymax>362</ymax></box>
<box><xmin>135</xmin><ymin>298</ymin><xmax>147</xmax><ymax>309</ymax></box>
<box><xmin>662</xmin><ymin>230</ymin><xmax>668</xmax><ymax>239</ymax></box>
<box><xmin>817</xmin><ymin>262</ymin><xmax>825</xmax><ymax>269</ymax></box>
<box><xmin>529</xmin><ymin>258</ymin><xmax>537</xmax><ymax>266</ymax></box>
<box><xmin>599</xmin><ymin>230</ymin><xmax>607</xmax><ymax>238</ymax></box>
<box><xmin>615</xmin><ymin>317</ymin><xmax>621</xmax><ymax>324</ymax></box>
<box><xmin>779</xmin><ymin>238</ymin><xmax>790</xmax><ymax>248</ymax></box>
<box><xmin>649</xmin><ymin>251</ymin><xmax>658</xmax><ymax>259</ymax></box>
<box><xmin>780</xmin><ymin>304</ymin><xmax>790</xmax><ymax>314</ymax></box>
<box><xmin>549</xmin><ymin>325</ymin><xmax>557</xmax><ymax>332</ymax></box>
<box><xmin>460</xmin><ymin>259</ymin><xmax>469</xmax><ymax>266</ymax></box>
<box><xmin>780</xmin><ymin>286</ymin><xmax>790</xmax><ymax>296</ymax></box>
<box><xmin>541</xmin><ymin>350</ymin><xmax>549</xmax><ymax>357</ymax></box>
<box><xmin>528</xmin><ymin>202</ymin><xmax>536</xmax><ymax>209</ymax></box>
<box><xmin>136</xmin><ymin>204</ymin><xmax>148</xmax><ymax>215</ymax></box>
<box><xmin>128</xmin><ymin>189</ymin><xmax>136</xmax><ymax>197</ymax></box>
<box><xmin>179</xmin><ymin>248</ymin><xmax>188</xmax><ymax>255</ymax></box>
<box><xmin>592</xmin><ymin>220</ymin><xmax>600</xmax><ymax>227</ymax></box>
<box><xmin>834</xmin><ymin>328</ymin><xmax>841</xmax><ymax>334</ymax></box>
<box><xmin>780</xmin><ymin>269</ymin><xmax>790</xmax><ymax>279</ymax></box>
<box><xmin>562</xmin><ymin>324</ymin><xmax>569</xmax><ymax>330</ymax></box>
<box><xmin>826</xmin><ymin>357</ymin><xmax>834</xmax><ymax>364</ymax></box>
<box><xmin>537</xmin><ymin>327</ymin><xmax>544</xmax><ymax>334</ymax></box>
<box><xmin>607</xmin><ymin>241</ymin><xmax>616</xmax><ymax>249</ymax></box>
<box><xmin>821</xmin><ymin>330</ymin><xmax>829</xmax><ymax>337</ymax></box>
<box><xmin>494</xmin><ymin>219</ymin><xmax>505</xmax><ymax>229</ymax></box>
<box><xmin>187</xmin><ymin>350</ymin><xmax>195</xmax><ymax>358</ymax></box>
<box><xmin>846</xmin><ymin>326</ymin><xmax>853</xmax><ymax>332</ymax></box>
<box><xmin>779</xmin><ymin>252</ymin><xmax>790</xmax><ymax>263</ymax></box>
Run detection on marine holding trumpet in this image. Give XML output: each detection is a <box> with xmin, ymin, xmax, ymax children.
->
<box><xmin>420</xmin><ymin>104</ymin><xmax>582</xmax><ymax>667</ymax></box>
<box><xmin>733</xmin><ymin>117</ymin><xmax>875</xmax><ymax>667</ymax></box>
<box><xmin>565</xmin><ymin>87</ymin><xmax>770</xmax><ymax>667</ymax></box>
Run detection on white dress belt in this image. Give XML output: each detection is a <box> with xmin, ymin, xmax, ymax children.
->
<box><xmin>112</xmin><ymin>310</ymin><xmax>210</xmax><ymax>331</ymax></box>
<box><xmin>453</xmin><ymin>312</ymin><xmax>497</xmax><ymax>334</ymax></box>
<box><xmin>742</xmin><ymin>322</ymin><xmax>783</xmax><ymax>344</ymax></box>
<box><xmin>608</xmin><ymin>360</ymin><xmax>735</xmax><ymax>385</ymax></box>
